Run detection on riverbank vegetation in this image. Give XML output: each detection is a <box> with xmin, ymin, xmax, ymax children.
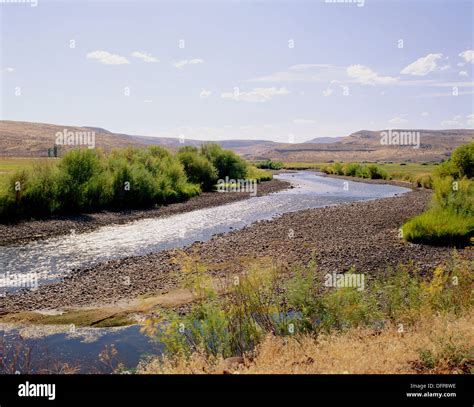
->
<box><xmin>255</xmin><ymin>159</ymin><xmax>284</xmax><ymax>170</ymax></box>
<box><xmin>140</xmin><ymin>252</ymin><xmax>473</xmax><ymax>374</ymax></box>
<box><xmin>284</xmin><ymin>161</ymin><xmax>435</xmax><ymax>187</ymax></box>
<box><xmin>402</xmin><ymin>143</ymin><xmax>473</xmax><ymax>247</ymax></box>
<box><xmin>0</xmin><ymin>144</ymin><xmax>272</xmax><ymax>222</ymax></box>
<box><xmin>322</xmin><ymin>162</ymin><xmax>390</xmax><ymax>180</ymax></box>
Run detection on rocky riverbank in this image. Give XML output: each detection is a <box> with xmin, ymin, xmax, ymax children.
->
<box><xmin>0</xmin><ymin>178</ymin><xmax>289</xmax><ymax>246</ymax></box>
<box><xmin>2</xmin><ymin>185</ymin><xmax>470</xmax><ymax>314</ymax></box>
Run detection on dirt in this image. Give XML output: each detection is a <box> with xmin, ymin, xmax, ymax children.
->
<box><xmin>2</xmin><ymin>184</ymin><xmax>470</xmax><ymax>315</ymax></box>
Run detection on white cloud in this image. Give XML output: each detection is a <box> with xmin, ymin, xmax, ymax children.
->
<box><xmin>440</xmin><ymin>114</ymin><xmax>473</xmax><ymax>127</ymax></box>
<box><xmin>388</xmin><ymin>116</ymin><xmax>408</xmax><ymax>124</ymax></box>
<box><xmin>401</xmin><ymin>53</ymin><xmax>443</xmax><ymax>76</ymax></box>
<box><xmin>421</xmin><ymin>112</ymin><xmax>429</xmax><ymax>117</ymax></box>
<box><xmin>293</xmin><ymin>119</ymin><xmax>316</xmax><ymax>124</ymax></box>
<box><xmin>174</xmin><ymin>59</ymin><xmax>204</xmax><ymax>68</ymax></box>
<box><xmin>131</xmin><ymin>51</ymin><xmax>159</xmax><ymax>63</ymax></box>
<box><xmin>459</xmin><ymin>50</ymin><xmax>474</xmax><ymax>63</ymax></box>
<box><xmin>246</xmin><ymin>64</ymin><xmax>347</xmax><ymax>83</ymax></box>
<box><xmin>199</xmin><ymin>89</ymin><xmax>212</xmax><ymax>98</ymax></box>
<box><xmin>221</xmin><ymin>87</ymin><xmax>290</xmax><ymax>102</ymax></box>
<box><xmin>3</xmin><ymin>67</ymin><xmax>14</xmax><ymax>73</ymax></box>
<box><xmin>457</xmin><ymin>62</ymin><xmax>466</xmax><ymax>67</ymax></box>
<box><xmin>289</xmin><ymin>64</ymin><xmax>326</xmax><ymax>71</ymax></box>
<box><xmin>467</xmin><ymin>113</ymin><xmax>474</xmax><ymax>126</ymax></box>
<box><xmin>415</xmin><ymin>90</ymin><xmax>474</xmax><ymax>98</ymax></box>
<box><xmin>322</xmin><ymin>88</ymin><xmax>334</xmax><ymax>96</ymax></box>
<box><xmin>86</xmin><ymin>50</ymin><xmax>130</xmax><ymax>65</ymax></box>
<box><xmin>347</xmin><ymin>65</ymin><xmax>398</xmax><ymax>85</ymax></box>
<box><xmin>441</xmin><ymin>119</ymin><xmax>462</xmax><ymax>127</ymax></box>
<box><xmin>459</xmin><ymin>71</ymin><xmax>468</xmax><ymax>77</ymax></box>
<box><xmin>438</xmin><ymin>64</ymin><xmax>450</xmax><ymax>71</ymax></box>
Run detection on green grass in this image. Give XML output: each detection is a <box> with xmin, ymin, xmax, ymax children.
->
<box><xmin>378</xmin><ymin>163</ymin><xmax>437</xmax><ymax>176</ymax></box>
<box><xmin>402</xmin><ymin>209</ymin><xmax>473</xmax><ymax>247</ymax></box>
<box><xmin>246</xmin><ymin>165</ymin><xmax>273</xmax><ymax>182</ymax></box>
<box><xmin>0</xmin><ymin>157</ymin><xmax>51</xmax><ymax>174</ymax></box>
<box><xmin>380</xmin><ymin>163</ymin><xmax>436</xmax><ymax>187</ymax></box>
<box><xmin>402</xmin><ymin>143</ymin><xmax>473</xmax><ymax>247</ymax></box>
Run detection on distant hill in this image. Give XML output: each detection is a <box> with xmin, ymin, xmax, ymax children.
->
<box><xmin>262</xmin><ymin>129</ymin><xmax>474</xmax><ymax>163</ymax></box>
<box><xmin>0</xmin><ymin>121</ymin><xmax>472</xmax><ymax>163</ymax></box>
<box><xmin>120</xmin><ymin>134</ymin><xmax>278</xmax><ymax>157</ymax></box>
<box><xmin>0</xmin><ymin>121</ymin><xmax>142</xmax><ymax>156</ymax></box>
<box><xmin>0</xmin><ymin>121</ymin><xmax>279</xmax><ymax>158</ymax></box>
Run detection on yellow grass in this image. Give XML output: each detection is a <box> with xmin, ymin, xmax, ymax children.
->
<box><xmin>138</xmin><ymin>311</ymin><xmax>474</xmax><ymax>374</ymax></box>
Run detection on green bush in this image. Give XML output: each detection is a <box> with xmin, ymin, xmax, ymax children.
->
<box><xmin>255</xmin><ymin>160</ymin><xmax>284</xmax><ymax>170</ymax></box>
<box><xmin>402</xmin><ymin>209</ymin><xmax>473</xmax><ymax>247</ymax></box>
<box><xmin>403</xmin><ymin>170</ymin><xmax>473</xmax><ymax>247</ymax></box>
<box><xmin>436</xmin><ymin>142</ymin><xmax>474</xmax><ymax>179</ymax></box>
<box><xmin>332</xmin><ymin>162</ymin><xmax>344</xmax><ymax>175</ymax></box>
<box><xmin>144</xmin><ymin>254</ymin><xmax>472</xmax><ymax>361</ymax></box>
<box><xmin>322</xmin><ymin>162</ymin><xmax>388</xmax><ymax>180</ymax></box>
<box><xmin>342</xmin><ymin>163</ymin><xmax>362</xmax><ymax>177</ymax></box>
<box><xmin>413</xmin><ymin>174</ymin><xmax>433</xmax><ymax>189</ymax></box>
<box><xmin>366</xmin><ymin>164</ymin><xmax>388</xmax><ymax>179</ymax></box>
<box><xmin>0</xmin><ymin>147</ymin><xmax>203</xmax><ymax>221</ymax></box>
<box><xmin>246</xmin><ymin>166</ymin><xmax>272</xmax><ymax>182</ymax></box>
<box><xmin>177</xmin><ymin>149</ymin><xmax>218</xmax><ymax>191</ymax></box>
<box><xmin>432</xmin><ymin>176</ymin><xmax>473</xmax><ymax>216</ymax></box>
<box><xmin>200</xmin><ymin>143</ymin><xmax>247</xmax><ymax>180</ymax></box>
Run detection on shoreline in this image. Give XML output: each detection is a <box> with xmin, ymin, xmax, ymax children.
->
<box><xmin>2</xmin><ymin>184</ymin><xmax>471</xmax><ymax>318</ymax></box>
<box><xmin>0</xmin><ymin>178</ymin><xmax>290</xmax><ymax>246</ymax></box>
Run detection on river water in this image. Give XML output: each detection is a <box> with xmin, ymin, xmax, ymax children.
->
<box><xmin>0</xmin><ymin>172</ymin><xmax>410</xmax><ymax>373</ymax></box>
<box><xmin>0</xmin><ymin>172</ymin><xmax>409</xmax><ymax>293</ymax></box>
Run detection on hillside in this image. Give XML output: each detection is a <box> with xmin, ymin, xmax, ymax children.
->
<box><xmin>0</xmin><ymin>121</ymin><xmax>278</xmax><ymax>158</ymax></box>
<box><xmin>0</xmin><ymin>121</ymin><xmax>143</xmax><ymax>156</ymax></box>
<box><xmin>0</xmin><ymin>121</ymin><xmax>472</xmax><ymax>163</ymax></box>
<box><xmin>262</xmin><ymin>129</ymin><xmax>474</xmax><ymax>163</ymax></box>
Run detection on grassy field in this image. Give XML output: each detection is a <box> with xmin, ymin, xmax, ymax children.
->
<box><xmin>0</xmin><ymin>157</ymin><xmax>51</xmax><ymax>174</ymax></box>
<box><xmin>0</xmin><ymin>157</ymin><xmax>54</xmax><ymax>192</ymax></box>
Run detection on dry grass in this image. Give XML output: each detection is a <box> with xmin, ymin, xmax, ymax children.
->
<box><xmin>139</xmin><ymin>311</ymin><xmax>474</xmax><ymax>374</ymax></box>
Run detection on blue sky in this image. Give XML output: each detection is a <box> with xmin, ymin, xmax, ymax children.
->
<box><xmin>1</xmin><ymin>0</ymin><xmax>473</xmax><ymax>142</ymax></box>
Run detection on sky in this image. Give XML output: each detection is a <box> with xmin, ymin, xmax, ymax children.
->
<box><xmin>1</xmin><ymin>0</ymin><xmax>473</xmax><ymax>143</ymax></box>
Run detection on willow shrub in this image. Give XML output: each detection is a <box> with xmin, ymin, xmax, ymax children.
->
<box><xmin>177</xmin><ymin>148</ymin><xmax>218</xmax><ymax>192</ymax></box>
<box><xmin>0</xmin><ymin>147</ymin><xmax>201</xmax><ymax>221</ymax></box>
<box><xmin>322</xmin><ymin>162</ymin><xmax>388</xmax><ymax>180</ymax></box>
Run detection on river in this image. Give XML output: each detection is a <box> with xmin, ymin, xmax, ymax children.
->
<box><xmin>0</xmin><ymin>172</ymin><xmax>410</xmax><ymax>373</ymax></box>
